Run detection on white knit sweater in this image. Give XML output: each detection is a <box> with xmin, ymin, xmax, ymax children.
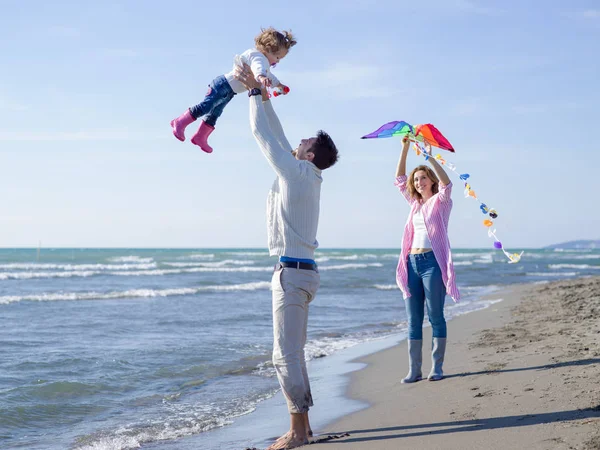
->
<box><xmin>249</xmin><ymin>96</ymin><xmax>322</xmax><ymax>259</ymax></box>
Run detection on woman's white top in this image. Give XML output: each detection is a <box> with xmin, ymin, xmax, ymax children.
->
<box><xmin>412</xmin><ymin>207</ymin><xmax>432</xmax><ymax>249</ymax></box>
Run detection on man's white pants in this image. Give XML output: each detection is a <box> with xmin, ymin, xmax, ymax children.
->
<box><xmin>271</xmin><ymin>266</ymin><xmax>320</xmax><ymax>414</ymax></box>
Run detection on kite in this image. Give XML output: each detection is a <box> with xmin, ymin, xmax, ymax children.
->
<box><xmin>362</xmin><ymin>120</ymin><xmax>523</xmax><ymax>264</ymax></box>
<box><xmin>362</xmin><ymin>121</ymin><xmax>455</xmax><ymax>152</ymax></box>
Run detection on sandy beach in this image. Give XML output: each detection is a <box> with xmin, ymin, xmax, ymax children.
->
<box><xmin>306</xmin><ymin>276</ymin><xmax>600</xmax><ymax>450</ymax></box>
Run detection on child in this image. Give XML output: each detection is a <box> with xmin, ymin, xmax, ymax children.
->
<box><xmin>170</xmin><ymin>27</ymin><xmax>296</xmax><ymax>153</ymax></box>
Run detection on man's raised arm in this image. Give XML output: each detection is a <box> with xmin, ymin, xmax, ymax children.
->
<box><xmin>249</xmin><ymin>95</ymin><xmax>298</xmax><ymax>178</ymax></box>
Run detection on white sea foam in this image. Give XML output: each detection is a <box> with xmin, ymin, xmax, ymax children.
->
<box><xmin>453</xmin><ymin>252</ymin><xmax>487</xmax><ymax>258</ymax></box>
<box><xmin>526</xmin><ymin>272</ymin><xmax>578</xmax><ymax>277</ymax></box>
<box><xmin>163</xmin><ymin>260</ymin><xmax>254</xmax><ymax>268</ymax></box>
<box><xmin>72</xmin><ymin>389</ymin><xmax>277</xmax><ymax>450</ymax></box>
<box><xmin>525</xmin><ymin>253</ymin><xmax>600</xmax><ymax>260</ymax></box>
<box><xmin>319</xmin><ymin>263</ymin><xmax>383</xmax><ymax>270</ymax></box>
<box><xmin>454</xmin><ymin>261</ymin><xmax>474</xmax><ymax>266</ymax></box>
<box><xmin>0</xmin><ymin>262</ymin><xmax>156</xmax><ymax>270</ymax></box>
<box><xmin>177</xmin><ymin>253</ymin><xmax>216</xmax><ymax>260</ymax></box>
<box><xmin>107</xmin><ymin>256</ymin><xmax>154</xmax><ymax>263</ymax></box>
<box><xmin>0</xmin><ymin>282</ymin><xmax>272</xmax><ymax>304</ymax></box>
<box><xmin>473</xmin><ymin>253</ymin><xmax>494</xmax><ymax>264</ymax></box>
<box><xmin>0</xmin><ymin>261</ymin><xmax>383</xmax><ymax>280</ymax></box>
<box><xmin>110</xmin><ymin>266</ymin><xmax>273</xmax><ymax>276</ymax></box>
<box><xmin>224</xmin><ymin>251</ymin><xmax>268</xmax><ymax>257</ymax></box>
<box><xmin>549</xmin><ymin>264</ymin><xmax>599</xmax><ymax>270</ymax></box>
<box><xmin>0</xmin><ymin>270</ymin><xmax>97</xmax><ymax>280</ymax></box>
<box><xmin>315</xmin><ymin>254</ymin><xmax>380</xmax><ymax>263</ymax></box>
<box><xmin>373</xmin><ymin>284</ymin><xmax>398</xmax><ymax>290</ymax></box>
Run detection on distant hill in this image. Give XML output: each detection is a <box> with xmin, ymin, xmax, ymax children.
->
<box><xmin>545</xmin><ymin>240</ymin><xmax>600</xmax><ymax>249</ymax></box>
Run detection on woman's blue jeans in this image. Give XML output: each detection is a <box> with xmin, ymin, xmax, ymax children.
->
<box><xmin>405</xmin><ymin>251</ymin><xmax>447</xmax><ymax>340</ymax></box>
<box><xmin>189</xmin><ymin>75</ymin><xmax>236</xmax><ymax>127</ymax></box>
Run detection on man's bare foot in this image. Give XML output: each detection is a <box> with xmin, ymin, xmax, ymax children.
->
<box><xmin>266</xmin><ymin>431</ymin><xmax>308</xmax><ymax>450</ymax></box>
<box><xmin>304</xmin><ymin>414</ymin><xmax>312</xmax><ymax>437</ymax></box>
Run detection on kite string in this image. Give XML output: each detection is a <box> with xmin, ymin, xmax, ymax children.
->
<box><xmin>408</xmin><ymin>138</ymin><xmax>523</xmax><ymax>263</ymax></box>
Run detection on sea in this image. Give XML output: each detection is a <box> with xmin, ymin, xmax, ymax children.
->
<box><xmin>1</xmin><ymin>247</ymin><xmax>599</xmax><ymax>450</ymax></box>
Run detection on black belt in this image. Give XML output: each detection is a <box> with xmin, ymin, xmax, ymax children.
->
<box><xmin>275</xmin><ymin>261</ymin><xmax>318</xmax><ymax>271</ymax></box>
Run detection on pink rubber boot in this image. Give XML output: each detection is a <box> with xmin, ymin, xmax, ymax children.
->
<box><xmin>170</xmin><ymin>109</ymin><xmax>196</xmax><ymax>142</ymax></box>
<box><xmin>190</xmin><ymin>121</ymin><xmax>215</xmax><ymax>153</ymax></box>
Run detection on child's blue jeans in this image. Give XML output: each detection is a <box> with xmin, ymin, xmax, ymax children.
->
<box><xmin>405</xmin><ymin>251</ymin><xmax>447</xmax><ymax>340</ymax></box>
<box><xmin>189</xmin><ymin>75</ymin><xmax>236</xmax><ymax>127</ymax></box>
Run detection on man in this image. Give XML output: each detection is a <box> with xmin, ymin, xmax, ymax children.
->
<box><xmin>236</xmin><ymin>65</ymin><xmax>339</xmax><ymax>450</ymax></box>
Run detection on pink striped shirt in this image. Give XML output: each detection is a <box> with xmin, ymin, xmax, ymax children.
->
<box><xmin>394</xmin><ymin>175</ymin><xmax>460</xmax><ymax>302</ymax></box>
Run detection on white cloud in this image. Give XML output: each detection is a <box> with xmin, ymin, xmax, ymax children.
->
<box><xmin>583</xmin><ymin>9</ymin><xmax>600</xmax><ymax>19</ymax></box>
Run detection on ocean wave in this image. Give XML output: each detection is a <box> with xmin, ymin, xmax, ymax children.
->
<box><xmin>569</xmin><ymin>254</ymin><xmax>600</xmax><ymax>260</ymax></box>
<box><xmin>0</xmin><ymin>266</ymin><xmax>273</xmax><ymax>280</ymax></box>
<box><xmin>163</xmin><ymin>260</ymin><xmax>254</xmax><ymax>268</ymax></box>
<box><xmin>373</xmin><ymin>284</ymin><xmax>398</xmax><ymax>290</ymax></box>
<box><xmin>315</xmin><ymin>256</ymin><xmax>331</xmax><ymax>262</ymax></box>
<box><xmin>454</xmin><ymin>261</ymin><xmax>474</xmax><ymax>266</ymax></box>
<box><xmin>524</xmin><ymin>253</ymin><xmax>600</xmax><ymax>260</ymax></box>
<box><xmin>176</xmin><ymin>253</ymin><xmax>216</xmax><ymax>260</ymax></box>
<box><xmin>473</xmin><ymin>253</ymin><xmax>494</xmax><ymax>264</ymax></box>
<box><xmin>223</xmin><ymin>251</ymin><xmax>268</xmax><ymax>257</ymax></box>
<box><xmin>319</xmin><ymin>263</ymin><xmax>383</xmax><ymax>270</ymax></box>
<box><xmin>315</xmin><ymin>254</ymin><xmax>379</xmax><ymax>262</ymax></box>
<box><xmin>0</xmin><ymin>262</ymin><xmax>157</xmax><ymax>271</ymax></box>
<box><xmin>0</xmin><ymin>282</ymin><xmax>272</xmax><ymax>304</ymax></box>
<box><xmin>453</xmin><ymin>252</ymin><xmax>491</xmax><ymax>258</ymax></box>
<box><xmin>110</xmin><ymin>266</ymin><xmax>273</xmax><ymax>276</ymax></box>
<box><xmin>72</xmin><ymin>390</ymin><xmax>277</xmax><ymax>450</ymax></box>
<box><xmin>526</xmin><ymin>272</ymin><xmax>579</xmax><ymax>277</ymax></box>
<box><xmin>107</xmin><ymin>256</ymin><xmax>154</xmax><ymax>263</ymax></box>
<box><xmin>0</xmin><ymin>270</ymin><xmax>97</xmax><ymax>280</ymax></box>
<box><xmin>549</xmin><ymin>264</ymin><xmax>600</xmax><ymax>270</ymax></box>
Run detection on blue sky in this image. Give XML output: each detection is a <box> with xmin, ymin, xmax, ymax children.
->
<box><xmin>1</xmin><ymin>0</ymin><xmax>598</xmax><ymax>249</ymax></box>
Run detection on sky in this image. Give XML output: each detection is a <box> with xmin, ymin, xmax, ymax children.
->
<box><xmin>0</xmin><ymin>0</ymin><xmax>599</xmax><ymax>249</ymax></box>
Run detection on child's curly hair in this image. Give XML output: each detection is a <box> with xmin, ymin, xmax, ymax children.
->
<box><xmin>255</xmin><ymin>27</ymin><xmax>297</xmax><ymax>54</ymax></box>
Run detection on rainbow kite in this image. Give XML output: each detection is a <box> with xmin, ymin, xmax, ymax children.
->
<box><xmin>362</xmin><ymin>120</ymin><xmax>523</xmax><ymax>264</ymax></box>
<box><xmin>362</xmin><ymin>121</ymin><xmax>455</xmax><ymax>152</ymax></box>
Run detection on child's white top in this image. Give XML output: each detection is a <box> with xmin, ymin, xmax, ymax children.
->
<box><xmin>225</xmin><ymin>49</ymin><xmax>281</xmax><ymax>94</ymax></box>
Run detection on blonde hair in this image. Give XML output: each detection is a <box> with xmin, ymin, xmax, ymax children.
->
<box><xmin>255</xmin><ymin>27</ymin><xmax>297</xmax><ymax>54</ymax></box>
<box><xmin>407</xmin><ymin>165</ymin><xmax>439</xmax><ymax>201</ymax></box>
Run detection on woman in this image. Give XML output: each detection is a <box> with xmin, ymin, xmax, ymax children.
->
<box><xmin>395</xmin><ymin>136</ymin><xmax>460</xmax><ymax>383</ymax></box>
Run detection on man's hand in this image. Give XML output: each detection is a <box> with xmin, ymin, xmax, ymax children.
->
<box><xmin>234</xmin><ymin>63</ymin><xmax>262</xmax><ymax>90</ymax></box>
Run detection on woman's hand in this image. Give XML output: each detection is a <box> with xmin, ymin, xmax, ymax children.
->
<box><xmin>397</xmin><ymin>135</ymin><xmax>411</xmax><ymax>177</ymax></box>
<box><xmin>402</xmin><ymin>135</ymin><xmax>411</xmax><ymax>151</ymax></box>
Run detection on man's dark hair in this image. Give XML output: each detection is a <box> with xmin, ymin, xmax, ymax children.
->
<box><xmin>310</xmin><ymin>130</ymin><xmax>339</xmax><ymax>170</ymax></box>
